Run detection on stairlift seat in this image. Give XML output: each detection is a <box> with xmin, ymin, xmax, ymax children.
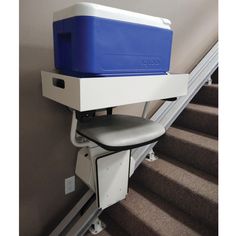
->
<box><xmin>77</xmin><ymin>114</ymin><xmax>165</xmax><ymax>151</ymax></box>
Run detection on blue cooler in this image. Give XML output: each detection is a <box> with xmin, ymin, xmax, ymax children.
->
<box><xmin>53</xmin><ymin>3</ymin><xmax>173</xmax><ymax>77</ymax></box>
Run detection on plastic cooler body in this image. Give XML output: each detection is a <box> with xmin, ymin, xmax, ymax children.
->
<box><xmin>53</xmin><ymin>15</ymin><xmax>173</xmax><ymax>77</ymax></box>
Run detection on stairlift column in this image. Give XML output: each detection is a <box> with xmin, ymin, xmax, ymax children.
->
<box><xmin>71</xmin><ymin>110</ymin><xmax>131</xmax><ymax>210</ymax></box>
<box><xmin>75</xmin><ymin>145</ymin><xmax>131</xmax><ymax>210</ymax></box>
<box><xmin>41</xmin><ymin>71</ymin><xmax>187</xmax><ymax>235</ymax></box>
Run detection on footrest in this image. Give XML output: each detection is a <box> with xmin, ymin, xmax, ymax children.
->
<box><xmin>77</xmin><ymin>115</ymin><xmax>165</xmax><ymax>151</ymax></box>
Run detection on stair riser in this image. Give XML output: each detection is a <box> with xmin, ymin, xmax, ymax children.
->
<box><xmin>155</xmin><ymin>136</ymin><xmax>218</xmax><ymax>176</ymax></box>
<box><xmin>211</xmin><ymin>69</ymin><xmax>218</xmax><ymax>84</ymax></box>
<box><xmin>174</xmin><ymin>109</ymin><xmax>218</xmax><ymax>137</ymax></box>
<box><xmin>106</xmin><ymin>204</ymin><xmax>157</xmax><ymax>236</ymax></box>
<box><xmin>133</xmin><ymin>164</ymin><xmax>218</xmax><ymax>229</ymax></box>
<box><xmin>191</xmin><ymin>86</ymin><xmax>218</xmax><ymax>107</ymax></box>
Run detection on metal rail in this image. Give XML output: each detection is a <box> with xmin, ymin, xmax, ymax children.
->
<box><xmin>49</xmin><ymin>189</ymin><xmax>102</xmax><ymax>236</ymax></box>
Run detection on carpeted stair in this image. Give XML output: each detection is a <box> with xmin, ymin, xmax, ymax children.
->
<box><xmin>88</xmin><ymin>69</ymin><xmax>218</xmax><ymax>236</ymax></box>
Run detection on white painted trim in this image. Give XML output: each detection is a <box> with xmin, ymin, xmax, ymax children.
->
<box><xmin>131</xmin><ymin>42</ymin><xmax>218</xmax><ymax>170</ymax></box>
<box><xmin>53</xmin><ymin>2</ymin><xmax>171</xmax><ymax>29</ymax></box>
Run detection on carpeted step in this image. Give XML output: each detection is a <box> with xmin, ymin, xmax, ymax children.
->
<box><xmin>106</xmin><ymin>184</ymin><xmax>216</xmax><ymax>236</ymax></box>
<box><xmin>86</xmin><ymin>213</ymin><xmax>130</xmax><ymax>236</ymax></box>
<box><xmin>156</xmin><ymin>127</ymin><xmax>218</xmax><ymax>176</ymax></box>
<box><xmin>132</xmin><ymin>155</ymin><xmax>218</xmax><ymax>229</ymax></box>
<box><xmin>174</xmin><ymin>103</ymin><xmax>218</xmax><ymax>137</ymax></box>
<box><xmin>211</xmin><ymin>68</ymin><xmax>218</xmax><ymax>84</ymax></box>
<box><xmin>191</xmin><ymin>84</ymin><xmax>218</xmax><ymax>107</ymax></box>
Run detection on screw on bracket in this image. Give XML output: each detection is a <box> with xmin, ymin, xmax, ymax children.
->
<box><xmin>145</xmin><ymin>149</ymin><xmax>158</xmax><ymax>162</ymax></box>
<box><xmin>89</xmin><ymin>218</ymin><xmax>106</xmax><ymax>235</ymax></box>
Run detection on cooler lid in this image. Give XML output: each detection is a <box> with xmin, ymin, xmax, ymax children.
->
<box><xmin>53</xmin><ymin>2</ymin><xmax>171</xmax><ymax>29</ymax></box>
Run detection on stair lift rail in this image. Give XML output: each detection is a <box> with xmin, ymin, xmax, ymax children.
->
<box><xmin>49</xmin><ymin>189</ymin><xmax>102</xmax><ymax>236</ymax></box>
<box><xmin>132</xmin><ymin>42</ymin><xmax>218</xmax><ymax>170</ymax></box>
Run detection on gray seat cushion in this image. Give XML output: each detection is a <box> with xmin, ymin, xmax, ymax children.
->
<box><xmin>77</xmin><ymin>115</ymin><xmax>165</xmax><ymax>151</ymax></box>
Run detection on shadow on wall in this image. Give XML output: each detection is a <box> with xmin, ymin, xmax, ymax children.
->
<box><xmin>20</xmin><ymin>45</ymin><xmax>87</xmax><ymax>236</ymax></box>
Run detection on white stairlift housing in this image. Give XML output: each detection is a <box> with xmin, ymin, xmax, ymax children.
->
<box><xmin>42</xmin><ymin>71</ymin><xmax>188</xmax><ymax>235</ymax></box>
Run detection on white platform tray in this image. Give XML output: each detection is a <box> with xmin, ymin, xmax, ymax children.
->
<box><xmin>41</xmin><ymin>71</ymin><xmax>189</xmax><ymax>112</ymax></box>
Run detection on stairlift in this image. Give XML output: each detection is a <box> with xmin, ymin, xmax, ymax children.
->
<box><xmin>41</xmin><ymin>71</ymin><xmax>188</xmax><ymax>235</ymax></box>
<box><xmin>41</xmin><ymin>3</ymin><xmax>189</xmax><ymax>235</ymax></box>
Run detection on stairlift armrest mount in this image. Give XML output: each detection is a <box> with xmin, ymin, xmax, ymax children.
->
<box><xmin>70</xmin><ymin>110</ymin><xmax>92</xmax><ymax>148</ymax></box>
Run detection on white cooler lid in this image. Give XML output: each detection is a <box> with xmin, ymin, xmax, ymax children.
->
<box><xmin>53</xmin><ymin>2</ymin><xmax>171</xmax><ymax>29</ymax></box>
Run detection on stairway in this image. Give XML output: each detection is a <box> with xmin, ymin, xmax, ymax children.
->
<box><xmin>87</xmin><ymin>69</ymin><xmax>218</xmax><ymax>236</ymax></box>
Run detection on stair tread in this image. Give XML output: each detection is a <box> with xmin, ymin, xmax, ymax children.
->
<box><xmin>209</xmin><ymin>84</ymin><xmax>218</xmax><ymax>88</ymax></box>
<box><xmin>173</xmin><ymin>125</ymin><xmax>217</xmax><ymax>140</ymax></box>
<box><xmin>174</xmin><ymin>103</ymin><xmax>218</xmax><ymax>137</ymax></box>
<box><xmin>191</xmin><ymin>84</ymin><xmax>218</xmax><ymax>107</ymax></box>
<box><xmin>142</xmin><ymin>154</ymin><xmax>218</xmax><ymax>204</ymax></box>
<box><xmin>157</xmin><ymin>127</ymin><xmax>218</xmax><ymax>176</ymax></box>
<box><xmin>166</xmin><ymin>127</ymin><xmax>218</xmax><ymax>152</ymax></box>
<box><xmin>186</xmin><ymin>103</ymin><xmax>218</xmax><ymax>115</ymax></box>
<box><xmin>201</xmin><ymin>84</ymin><xmax>218</xmax><ymax>89</ymax></box>
<box><xmin>110</xmin><ymin>184</ymin><xmax>214</xmax><ymax>236</ymax></box>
